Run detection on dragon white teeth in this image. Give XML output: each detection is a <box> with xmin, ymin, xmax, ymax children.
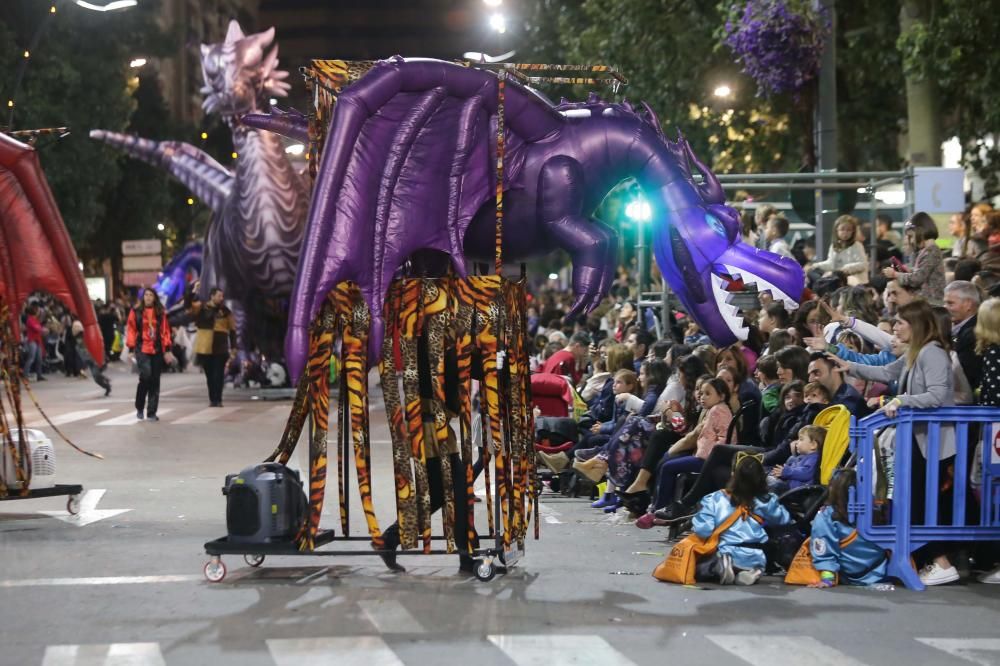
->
<box><xmin>722</xmin><ymin>263</ymin><xmax>798</xmax><ymax>313</ymax></box>
<box><xmin>711</xmin><ymin>273</ymin><xmax>750</xmax><ymax>340</ymax></box>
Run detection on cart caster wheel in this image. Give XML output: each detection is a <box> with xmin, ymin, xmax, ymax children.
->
<box><xmin>204</xmin><ymin>558</ymin><xmax>226</xmax><ymax>583</ymax></box>
<box><xmin>475</xmin><ymin>559</ymin><xmax>496</xmax><ymax>582</ymax></box>
<box><xmin>66</xmin><ymin>495</ymin><xmax>81</xmax><ymax>515</ymax></box>
<box><xmin>244</xmin><ymin>553</ymin><xmax>265</xmax><ymax>568</ymax></box>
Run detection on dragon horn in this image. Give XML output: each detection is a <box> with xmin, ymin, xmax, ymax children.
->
<box><xmin>640</xmin><ymin>101</ymin><xmax>664</xmax><ymax>136</ymax></box>
<box><xmin>684</xmin><ymin>140</ymin><xmax>725</xmax><ymax>204</ymax></box>
<box><xmin>225</xmin><ymin>20</ymin><xmax>245</xmax><ymax>44</ymax></box>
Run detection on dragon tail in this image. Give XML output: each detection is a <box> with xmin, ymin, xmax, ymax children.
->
<box><xmin>89</xmin><ymin>130</ymin><xmax>233</xmax><ymax>215</ymax></box>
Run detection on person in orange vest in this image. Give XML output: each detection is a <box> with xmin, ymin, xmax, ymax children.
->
<box><xmin>126</xmin><ymin>289</ymin><xmax>174</xmax><ymax>421</ymax></box>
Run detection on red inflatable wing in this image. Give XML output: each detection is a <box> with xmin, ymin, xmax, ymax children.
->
<box><xmin>0</xmin><ymin>133</ymin><xmax>104</xmax><ymax>366</ymax></box>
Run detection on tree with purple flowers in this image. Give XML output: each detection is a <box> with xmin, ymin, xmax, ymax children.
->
<box><xmin>722</xmin><ymin>0</ymin><xmax>831</xmax><ymax>99</ymax></box>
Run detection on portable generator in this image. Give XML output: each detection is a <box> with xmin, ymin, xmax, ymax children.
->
<box><xmin>1</xmin><ymin>429</ymin><xmax>56</xmax><ymax>490</ymax></box>
<box><xmin>222</xmin><ymin>462</ymin><xmax>306</xmax><ymax>544</ymax></box>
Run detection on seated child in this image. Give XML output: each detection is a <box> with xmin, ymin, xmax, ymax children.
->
<box><xmin>809</xmin><ymin>468</ymin><xmax>889</xmax><ymax>587</ymax></box>
<box><xmin>767</xmin><ymin>425</ymin><xmax>824</xmax><ymax>494</ymax></box>
<box><xmin>692</xmin><ymin>453</ymin><xmax>793</xmax><ymax>585</ymax></box>
<box><xmin>804</xmin><ymin>381</ymin><xmax>832</xmax><ymax>406</ymax></box>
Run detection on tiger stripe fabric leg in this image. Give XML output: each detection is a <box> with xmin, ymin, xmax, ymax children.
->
<box><xmin>345</xmin><ymin>289</ymin><xmax>383</xmax><ymax>548</ymax></box>
<box><xmin>451</xmin><ymin>280</ymin><xmax>478</xmax><ymax>554</ymax></box>
<box><xmin>399</xmin><ymin>280</ymin><xmax>433</xmax><ymax>553</ymax></box>
<box><xmin>296</xmin><ymin>299</ymin><xmax>335</xmax><ymax>551</ymax></box>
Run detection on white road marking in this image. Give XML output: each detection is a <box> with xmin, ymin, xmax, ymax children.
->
<box><xmin>916</xmin><ymin>638</ymin><xmax>1000</xmax><ymax>666</ymax></box>
<box><xmin>267</xmin><ymin>636</ymin><xmax>404</xmax><ymax>666</ymax></box>
<box><xmin>38</xmin><ymin>489</ymin><xmax>131</xmax><ymax>527</ymax></box>
<box><xmin>249</xmin><ymin>405</ymin><xmax>293</xmax><ymax>421</ymax></box>
<box><xmin>41</xmin><ymin>642</ymin><xmax>165</xmax><ymax>665</ymax></box>
<box><xmin>358</xmin><ymin>599</ymin><xmax>425</xmax><ymax>634</ymax></box>
<box><xmin>488</xmin><ymin>634</ymin><xmax>637</xmax><ymax>666</ymax></box>
<box><xmin>0</xmin><ymin>574</ymin><xmax>200</xmax><ymax>588</ymax></box>
<box><xmin>27</xmin><ymin>409</ymin><xmax>109</xmax><ymax>427</ymax></box>
<box><xmin>707</xmin><ymin>635</ymin><xmax>869</xmax><ymax>666</ymax></box>
<box><xmin>539</xmin><ymin>504</ymin><xmax>563</xmax><ymax>524</ymax></box>
<box><xmin>96</xmin><ymin>409</ymin><xmax>172</xmax><ymax>426</ymax></box>
<box><xmin>172</xmin><ymin>407</ymin><xmax>232</xmax><ymax>424</ymax></box>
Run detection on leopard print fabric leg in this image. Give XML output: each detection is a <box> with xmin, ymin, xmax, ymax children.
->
<box><xmin>421</xmin><ymin>279</ymin><xmax>456</xmax><ymax>552</ymax></box>
<box><xmin>380</xmin><ymin>280</ymin><xmax>419</xmax><ymax>550</ymax></box>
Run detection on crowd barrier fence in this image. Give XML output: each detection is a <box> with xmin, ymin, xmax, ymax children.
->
<box><xmin>849</xmin><ymin>406</ymin><xmax>1000</xmax><ymax>590</ymax></box>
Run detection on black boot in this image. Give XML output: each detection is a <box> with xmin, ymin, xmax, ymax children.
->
<box><xmin>376</xmin><ymin>524</ymin><xmax>406</xmax><ymax>573</ymax></box>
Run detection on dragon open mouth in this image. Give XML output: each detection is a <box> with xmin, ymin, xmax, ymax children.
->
<box><xmin>710</xmin><ymin>264</ymin><xmax>799</xmax><ymax>340</ymax></box>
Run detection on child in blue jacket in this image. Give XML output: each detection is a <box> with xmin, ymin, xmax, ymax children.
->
<box><xmin>693</xmin><ymin>453</ymin><xmax>793</xmax><ymax>585</ymax></box>
<box><xmin>809</xmin><ymin>468</ymin><xmax>889</xmax><ymax>587</ymax></box>
<box><xmin>767</xmin><ymin>425</ymin><xmax>824</xmax><ymax>494</ymax></box>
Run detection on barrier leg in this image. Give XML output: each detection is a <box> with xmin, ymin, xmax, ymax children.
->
<box><xmin>892</xmin><ymin>419</ymin><xmax>925</xmax><ymax>590</ymax></box>
<box><xmin>887</xmin><ymin>551</ymin><xmax>923</xmax><ymax>591</ymax></box>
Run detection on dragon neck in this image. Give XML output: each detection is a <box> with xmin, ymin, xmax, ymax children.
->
<box><xmin>223</xmin><ymin>125</ymin><xmax>308</xmax><ymax>294</ymax></box>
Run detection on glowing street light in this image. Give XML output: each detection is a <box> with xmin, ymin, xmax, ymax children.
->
<box><xmin>75</xmin><ymin>0</ymin><xmax>138</xmax><ymax>11</ymax></box>
<box><xmin>713</xmin><ymin>84</ymin><xmax>733</xmax><ymax>99</ymax></box>
<box><xmin>547</xmin><ymin>273</ymin><xmax>559</xmax><ymax>280</ymax></box>
<box><xmin>156</xmin><ymin>223</ymin><xmax>165</xmax><ymax>231</ymax></box>
<box><xmin>625</xmin><ymin>199</ymin><xmax>652</xmax><ymax>223</ymax></box>
<box><xmin>130</xmin><ymin>58</ymin><xmax>147</xmax><ymax>68</ymax></box>
<box><xmin>489</xmin><ymin>13</ymin><xmax>506</xmax><ymax>33</ymax></box>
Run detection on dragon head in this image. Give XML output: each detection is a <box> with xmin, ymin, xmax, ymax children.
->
<box><xmin>200</xmin><ymin>20</ymin><xmax>291</xmax><ymax>119</ymax></box>
<box><xmin>645</xmin><ymin>132</ymin><xmax>804</xmax><ymax>345</ymax></box>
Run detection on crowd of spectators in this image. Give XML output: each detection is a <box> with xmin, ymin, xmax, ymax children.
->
<box><xmin>529</xmin><ymin>203</ymin><xmax>1000</xmax><ymax>588</ymax></box>
<box><xmin>18</xmin><ymin>292</ymin><xmax>195</xmax><ymax>393</ymax></box>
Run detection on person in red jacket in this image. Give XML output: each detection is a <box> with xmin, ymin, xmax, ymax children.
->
<box><xmin>126</xmin><ymin>289</ymin><xmax>174</xmax><ymax>421</ymax></box>
<box><xmin>540</xmin><ymin>331</ymin><xmax>591</xmax><ymax>386</ymax></box>
<box><xmin>22</xmin><ymin>304</ymin><xmax>45</xmax><ymax>381</ymax></box>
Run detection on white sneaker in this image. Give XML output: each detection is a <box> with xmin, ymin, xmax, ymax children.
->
<box><xmin>977</xmin><ymin>566</ymin><xmax>1000</xmax><ymax>584</ymax></box>
<box><xmin>919</xmin><ymin>563</ymin><xmax>960</xmax><ymax>586</ymax></box>
<box><xmin>736</xmin><ymin>568</ymin><xmax>763</xmax><ymax>586</ymax></box>
<box><xmin>718</xmin><ymin>553</ymin><xmax>735</xmax><ymax>585</ymax></box>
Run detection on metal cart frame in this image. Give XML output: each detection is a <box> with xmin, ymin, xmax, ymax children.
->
<box><xmin>0</xmin><ymin>483</ymin><xmax>83</xmax><ymax>515</ymax></box>
<box><xmin>202</xmin><ymin>413</ymin><xmax>524</xmax><ymax>583</ymax></box>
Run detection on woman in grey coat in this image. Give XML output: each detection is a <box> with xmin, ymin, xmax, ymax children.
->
<box><xmin>829</xmin><ymin>300</ymin><xmax>961</xmax><ymax>586</ymax></box>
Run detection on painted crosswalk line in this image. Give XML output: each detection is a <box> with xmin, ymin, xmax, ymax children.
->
<box><xmin>266</xmin><ymin>636</ymin><xmax>404</xmax><ymax>666</ymax></box>
<box><xmin>42</xmin><ymin>642</ymin><xmax>165</xmax><ymax>666</ymax></box>
<box><xmin>707</xmin><ymin>635</ymin><xmax>869</xmax><ymax>666</ymax></box>
<box><xmin>357</xmin><ymin>599</ymin><xmax>425</xmax><ymax>634</ymax></box>
<box><xmin>0</xmin><ymin>574</ymin><xmax>201</xmax><ymax>588</ymax></box>
<box><xmin>488</xmin><ymin>634</ymin><xmax>637</xmax><ymax>666</ymax></box>
<box><xmin>916</xmin><ymin>638</ymin><xmax>1000</xmax><ymax>666</ymax></box>
<box><xmin>172</xmin><ymin>407</ymin><xmax>233</xmax><ymax>424</ymax></box>
<box><xmin>96</xmin><ymin>409</ymin><xmax>173</xmax><ymax>426</ymax></box>
<box><xmin>27</xmin><ymin>409</ymin><xmax>110</xmax><ymax>428</ymax></box>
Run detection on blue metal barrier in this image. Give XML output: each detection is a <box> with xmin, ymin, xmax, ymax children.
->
<box><xmin>849</xmin><ymin>406</ymin><xmax>1000</xmax><ymax>590</ymax></box>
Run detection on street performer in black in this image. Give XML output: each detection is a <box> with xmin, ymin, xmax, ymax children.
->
<box><xmin>185</xmin><ymin>281</ymin><xmax>237</xmax><ymax>407</ymax></box>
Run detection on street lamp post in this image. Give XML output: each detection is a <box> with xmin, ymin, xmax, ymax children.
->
<box><xmin>625</xmin><ymin>198</ymin><xmax>651</xmax><ymax>301</ymax></box>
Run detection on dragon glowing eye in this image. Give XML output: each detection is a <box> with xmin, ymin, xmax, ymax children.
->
<box><xmin>705</xmin><ymin>213</ymin><xmax>727</xmax><ymax>238</ymax></box>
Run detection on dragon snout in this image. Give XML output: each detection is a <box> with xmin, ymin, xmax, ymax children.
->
<box><xmin>704</xmin><ymin>245</ymin><xmax>805</xmax><ymax>341</ymax></box>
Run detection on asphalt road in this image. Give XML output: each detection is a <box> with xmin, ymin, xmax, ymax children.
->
<box><xmin>1</xmin><ymin>365</ymin><xmax>999</xmax><ymax>666</ymax></box>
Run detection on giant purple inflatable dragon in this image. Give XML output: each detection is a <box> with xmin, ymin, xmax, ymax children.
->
<box><xmin>91</xmin><ymin>21</ymin><xmax>309</xmax><ymax>363</ymax></box>
<box><xmin>245</xmin><ymin>58</ymin><xmax>804</xmax><ymax>382</ymax></box>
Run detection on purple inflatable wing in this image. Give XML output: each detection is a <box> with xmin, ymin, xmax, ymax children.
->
<box><xmin>247</xmin><ymin>58</ymin><xmax>803</xmax><ymax>382</ymax></box>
